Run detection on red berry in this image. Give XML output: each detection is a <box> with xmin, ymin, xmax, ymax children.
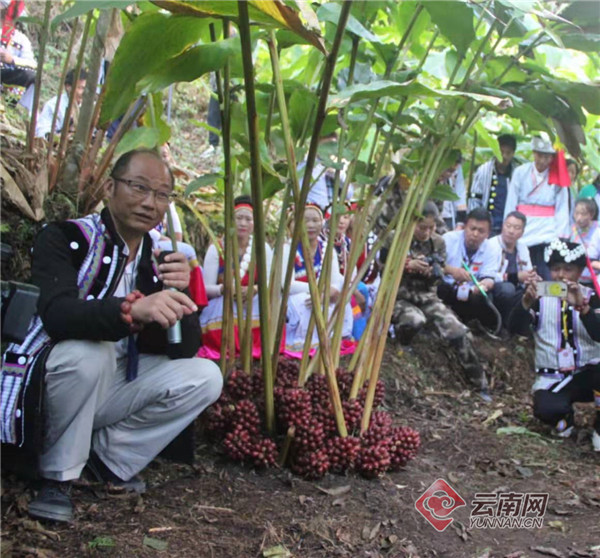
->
<box><xmin>355</xmin><ymin>442</ymin><xmax>391</xmax><ymax>479</ymax></box>
<box><xmin>275</xmin><ymin>388</ymin><xmax>312</xmax><ymax>429</ymax></box>
<box><xmin>291</xmin><ymin>448</ymin><xmax>330</xmax><ymax>479</ymax></box>
<box><xmin>232</xmin><ymin>399</ymin><xmax>261</xmax><ymax>434</ymax></box>
<box><xmin>326</xmin><ymin>436</ymin><xmax>361</xmax><ymax>473</ymax></box>
<box><xmin>342</xmin><ymin>399</ymin><xmax>364</xmax><ymax>433</ymax></box>
<box><xmin>226</xmin><ymin>369</ymin><xmax>253</xmax><ymax>400</ymax></box>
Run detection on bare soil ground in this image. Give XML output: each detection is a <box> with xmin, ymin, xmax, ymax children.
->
<box><xmin>1</xmin><ymin>333</ymin><xmax>599</xmax><ymax>558</ymax></box>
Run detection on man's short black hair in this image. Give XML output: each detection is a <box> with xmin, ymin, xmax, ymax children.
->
<box><xmin>421</xmin><ymin>200</ymin><xmax>439</xmax><ymax>219</ymax></box>
<box><xmin>505</xmin><ymin>210</ymin><xmax>527</xmax><ymax>227</ymax></box>
<box><xmin>498</xmin><ymin>134</ymin><xmax>516</xmax><ymax>151</ymax></box>
<box><xmin>111</xmin><ymin>149</ymin><xmax>174</xmax><ymax>189</ymax></box>
<box><xmin>65</xmin><ymin>68</ymin><xmax>89</xmax><ymax>86</ymax></box>
<box><xmin>466</xmin><ymin>207</ymin><xmax>491</xmax><ymax>226</ymax></box>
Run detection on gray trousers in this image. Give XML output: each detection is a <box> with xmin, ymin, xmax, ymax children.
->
<box><xmin>39</xmin><ymin>340</ymin><xmax>222</xmax><ymax>482</ymax></box>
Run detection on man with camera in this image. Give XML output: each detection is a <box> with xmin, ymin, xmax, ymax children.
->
<box><xmin>508</xmin><ymin>239</ymin><xmax>600</xmax><ymax>451</ymax></box>
<box><xmin>0</xmin><ymin>149</ymin><xmax>222</xmax><ymax>522</ymax></box>
<box><xmin>391</xmin><ymin>202</ymin><xmax>490</xmax><ymax>399</ymax></box>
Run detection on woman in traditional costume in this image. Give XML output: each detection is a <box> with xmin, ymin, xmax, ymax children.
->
<box><xmin>327</xmin><ymin>205</ymin><xmax>369</xmax><ymax>340</ymax></box>
<box><xmin>283</xmin><ymin>203</ymin><xmax>353</xmax><ymax>356</ymax></box>
<box><xmin>200</xmin><ymin>196</ymin><xmax>272</xmax><ymax>358</ymax></box>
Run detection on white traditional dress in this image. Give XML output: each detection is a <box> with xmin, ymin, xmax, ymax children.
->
<box><xmin>199</xmin><ymin>239</ymin><xmax>273</xmax><ymax>359</ymax></box>
<box><xmin>282</xmin><ymin>238</ymin><xmax>354</xmax><ymax>356</ymax></box>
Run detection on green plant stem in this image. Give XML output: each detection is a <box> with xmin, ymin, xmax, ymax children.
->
<box><xmin>46</xmin><ymin>18</ymin><xmax>78</xmax><ymax>179</ymax></box>
<box><xmin>238</xmin><ymin>0</ymin><xmax>275</xmax><ymax>434</ymax></box>
<box><xmin>27</xmin><ymin>0</ymin><xmax>51</xmax><ymax>158</ymax></box>
<box><xmin>219</xmin><ymin>19</ymin><xmax>235</xmax><ymax>374</ymax></box>
<box><xmin>57</xmin><ymin>12</ymin><xmax>92</xmax><ymax>187</ymax></box>
<box><xmin>269</xmin><ymin>1</ymin><xmax>353</xmax><ymax>383</ymax></box>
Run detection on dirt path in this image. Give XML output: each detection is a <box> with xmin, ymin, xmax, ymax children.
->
<box><xmin>2</xmin><ymin>335</ymin><xmax>599</xmax><ymax>558</ymax></box>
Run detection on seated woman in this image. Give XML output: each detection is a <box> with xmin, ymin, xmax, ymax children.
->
<box><xmin>200</xmin><ymin>196</ymin><xmax>273</xmax><ymax>359</ymax></box>
<box><xmin>328</xmin><ymin>205</ymin><xmax>369</xmax><ymax>340</ymax></box>
<box><xmin>347</xmin><ymin>208</ymin><xmax>381</xmax><ymax>319</ymax></box>
<box><xmin>283</xmin><ymin>203</ymin><xmax>353</xmax><ymax>356</ymax></box>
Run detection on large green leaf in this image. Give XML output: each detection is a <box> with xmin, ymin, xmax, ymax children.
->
<box><xmin>317</xmin><ymin>3</ymin><xmax>382</xmax><ymax>44</ymax></box>
<box><xmin>116</xmin><ymin>127</ymin><xmax>160</xmax><ymax>155</ymax></box>
<box><xmin>562</xmin><ymin>32</ymin><xmax>600</xmax><ymax>52</ymax></box>
<box><xmin>430</xmin><ymin>182</ymin><xmax>459</xmax><ymax>202</ymax></box>
<box><xmin>560</xmin><ymin>2</ymin><xmax>600</xmax><ymax>34</ymax></box>
<box><xmin>142</xmin><ymin>93</ymin><xmax>171</xmax><ymax>145</ymax></box>
<box><xmin>423</xmin><ymin>1</ymin><xmax>475</xmax><ymax>55</ymax></box>
<box><xmin>329</xmin><ymin>80</ymin><xmax>510</xmax><ymax>110</ymax></box>
<box><xmin>100</xmin><ymin>12</ymin><xmax>209</xmax><ymax>124</ymax></box>
<box><xmin>542</xmin><ymin>79</ymin><xmax>600</xmax><ymax>115</ymax></box>
<box><xmin>474</xmin><ymin>121</ymin><xmax>502</xmax><ymax>161</ymax></box>
<box><xmin>138</xmin><ymin>37</ymin><xmax>240</xmax><ymax>93</ymax></box>
<box><xmin>275</xmin><ymin>29</ymin><xmax>310</xmax><ymax>49</ymax></box>
<box><xmin>493</xmin><ymin>2</ymin><xmax>529</xmax><ymax>38</ymax></box>
<box><xmin>288</xmin><ymin>87</ymin><xmax>316</xmax><ymax>140</ymax></box>
<box><xmin>185</xmin><ymin>173</ymin><xmax>223</xmax><ymax>197</ymax></box>
<box><xmin>518</xmin><ymin>85</ymin><xmax>585</xmax><ymax>124</ymax></box>
<box><xmin>52</xmin><ymin>1</ymin><xmax>132</xmax><ymax>28</ymax></box>
<box><xmin>484</xmin><ymin>56</ymin><xmax>529</xmax><ymax>85</ymax></box>
<box><xmin>151</xmin><ymin>0</ymin><xmax>326</xmax><ymax>53</ymax></box>
<box><xmin>506</xmin><ymin>103</ymin><xmax>551</xmax><ymax>134</ymax></box>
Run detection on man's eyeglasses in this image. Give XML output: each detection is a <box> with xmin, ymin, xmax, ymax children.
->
<box><xmin>112</xmin><ymin>177</ymin><xmax>175</xmax><ymax>206</ymax></box>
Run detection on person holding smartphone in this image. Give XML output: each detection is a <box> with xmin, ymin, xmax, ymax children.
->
<box><xmin>508</xmin><ymin>239</ymin><xmax>600</xmax><ymax>452</ymax></box>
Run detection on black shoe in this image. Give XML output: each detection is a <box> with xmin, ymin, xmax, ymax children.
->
<box><xmin>28</xmin><ymin>480</ymin><xmax>73</xmax><ymax>523</ymax></box>
<box><xmin>86</xmin><ymin>451</ymin><xmax>146</xmax><ymax>494</ymax></box>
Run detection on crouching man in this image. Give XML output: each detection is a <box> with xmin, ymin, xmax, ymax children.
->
<box><xmin>391</xmin><ymin>202</ymin><xmax>491</xmax><ymax>400</ymax></box>
<box><xmin>0</xmin><ymin>149</ymin><xmax>223</xmax><ymax>522</ymax></box>
<box><xmin>508</xmin><ymin>239</ymin><xmax>600</xmax><ymax>451</ymax></box>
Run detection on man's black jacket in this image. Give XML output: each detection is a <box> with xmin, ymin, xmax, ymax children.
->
<box><xmin>32</xmin><ymin>207</ymin><xmax>201</xmax><ymax>358</ymax></box>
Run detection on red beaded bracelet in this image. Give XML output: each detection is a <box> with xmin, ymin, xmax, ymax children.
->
<box><xmin>120</xmin><ymin>290</ymin><xmax>145</xmax><ymax>332</ymax></box>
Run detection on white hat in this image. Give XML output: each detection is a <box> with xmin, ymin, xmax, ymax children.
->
<box><xmin>531</xmin><ymin>136</ymin><xmax>556</xmax><ymax>154</ymax></box>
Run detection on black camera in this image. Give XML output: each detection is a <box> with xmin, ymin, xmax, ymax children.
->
<box><xmin>1</xmin><ymin>243</ymin><xmax>40</xmax><ymax>344</ymax></box>
<box><xmin>425</xmin><ymin>253</ymin><xmax>445</xmax><ymax>281</ymax></box>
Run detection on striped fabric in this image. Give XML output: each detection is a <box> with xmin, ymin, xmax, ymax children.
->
<box><xmin>0</xmin><ymin>214</ymin><xmax>110</xmax><ymax>445</ymax></box>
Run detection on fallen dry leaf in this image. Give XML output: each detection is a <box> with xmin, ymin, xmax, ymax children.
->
<box><xmin>20</xmin><ymin>519</ymin><xmax>60</xmax><ymax>542</ymax></box>
<box><xmin>317</xmin><ymin>485</ymin><xmax>351</xmax><ymax>497</ymax></box>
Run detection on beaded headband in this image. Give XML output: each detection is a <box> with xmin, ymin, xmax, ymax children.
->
<box><xmin>544</xmin><ymin>238</ymin><xmax>586</xmax><ymax>266</ymax></box>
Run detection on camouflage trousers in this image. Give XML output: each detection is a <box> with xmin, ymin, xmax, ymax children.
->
<box><xmin>392</xmin><ymin>288</ymin><xmax>487</xmax><ymax>389</ymax></box>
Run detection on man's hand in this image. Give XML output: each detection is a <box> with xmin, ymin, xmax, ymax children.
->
<box><xmin>155</xmin><ymin>250</ymin><xmax>190</xmax><ymax>290</ymax></box>
<box><xmin>445</xmin><ymin>265</ymin><xmax>471</xmax><ymax>283</ymax></box>
<box><xmin>479</xmin><ymin>278</ymin><xmax>494</xmax><ymax>292</ymax></box>
<box><xmin>407</xmin><ymin>257</ymin><xmax>431</xmax><ymax>276</ymax></box>
<box><xmin>565</xmin><ymin>280</ymin><xmax>585</xmax><ymax>308</ymax></box>
<box><xmin>518</xmin><ymin>269</ymin><xmax>541</xmax><ymax>284</ymax></box>
<box><xmin>521</xmin><ymin>278</ymin><xmax>539</xmax><ymax>310</ymax></box>
<box><xmin>130</xmin><ymin>290</ymin><xmax>197</xmax><ymax>328</ymax></box>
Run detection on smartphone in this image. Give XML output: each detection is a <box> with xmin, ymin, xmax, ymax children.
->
<box><xmin>536</xmin><ymin>281</ymin><xmax>568</xmax><ymax>298</ymax></box>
